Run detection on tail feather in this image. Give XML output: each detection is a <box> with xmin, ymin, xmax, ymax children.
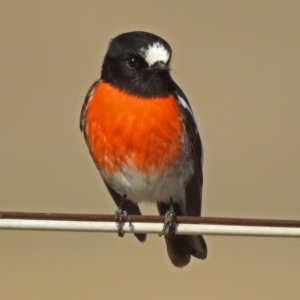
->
<box><xmin>189</xmin><ymin>235</ymin><xmax>207</xmax><ymax>259</ymax></box>
<box><xmin>157</xmin><ymin>201</ymin><xmax>207</xmax><ymax>268</ymax></box>
<box><xmin>165</xmin><ymin>235</ymin><xmax>191</xmax><ymax>268</ymax></box>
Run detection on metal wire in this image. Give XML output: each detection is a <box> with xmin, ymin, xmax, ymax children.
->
<box><xmin>1</xmin><ymin>211</ymin><xmax>300</xmax><ymax>226</ymax></box>
<box><xmin>1</xmin><ymin>211</ymin><xmax>300</xmax><ymax>237</ymax></box>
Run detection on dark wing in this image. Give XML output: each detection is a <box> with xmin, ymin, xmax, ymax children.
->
<box><xmin>80</xmin><ymin>80</ymin><xmax>100</xmax><ymax>133</ymax></box>
<box><xmin>80</xmin><ymin>80</ymin><xmax>146</xmax><ymax>243</ymax></box>
<box><xmin>156</xmin><ymin>75</ymin><xmax>207</xmax><ymax>265</ymax></box>
<box><xmin>173</xmin><ymin>85</ymin><xmax>204</xmax><ymax>217</ymax></box>
<box><xmin>173</xmin><ymin>84</ymin><xmax>207</xmax><ymax>261</ymax></box>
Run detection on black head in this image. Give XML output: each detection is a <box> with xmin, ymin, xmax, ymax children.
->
<box><xmin>101</xmin><ymin>31</ymin><xmax>174</xmax><ymax>97</ymax></box>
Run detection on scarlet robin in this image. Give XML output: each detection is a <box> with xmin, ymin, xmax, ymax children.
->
<box><xmin>80</xmin><ymin>31</ymin><xmax>207</xmax><ymax>268</ymax></box>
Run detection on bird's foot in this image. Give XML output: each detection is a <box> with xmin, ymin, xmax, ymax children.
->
<box><xmin>159</xmin><ymin>198</ymin><xmax>177</xmax><ymax>239</ymax></box>
<box><xmin>114</xmin><ymin>195</ymin><xmax>129</xmax><ymax>237</ymax></box>
<box><xmin>114</xmin><ymin>208</ymin><xmax>128</xmax><ymax>237</ymax></box>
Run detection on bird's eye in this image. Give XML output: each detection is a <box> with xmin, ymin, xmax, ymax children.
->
<box><xmin>126</xmin><ymin>57</ymin><xmax>138</xmax><ymax>69</ymax></box>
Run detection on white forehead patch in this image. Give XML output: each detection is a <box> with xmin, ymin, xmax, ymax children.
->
<box><xmin>142</xmin><ymin>42</ymin><xmax>170</xmax><ymax>66</ymax></box>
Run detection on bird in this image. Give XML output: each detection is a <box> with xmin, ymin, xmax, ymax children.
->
<box><xmin>80</xmin><ymin>31</ymin><xmax>207</xmax><ymax>268</ymax></box>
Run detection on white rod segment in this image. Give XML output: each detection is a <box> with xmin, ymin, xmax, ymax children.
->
<box><xmin>1</xmin><ymin>219</ymin><xmax>300</xmax><ymax>237</ymax></box>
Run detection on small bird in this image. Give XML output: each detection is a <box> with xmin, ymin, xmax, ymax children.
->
<box><xmin>80</xmin><ymin>31</ymin><xmax>207</xmax><ymax>268</ymax></box>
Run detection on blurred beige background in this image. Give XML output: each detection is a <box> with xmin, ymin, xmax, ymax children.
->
<box><xmin>1</xmin><ymin>1</ymin><xmax>300</xmax><ymax>299</ymax></box>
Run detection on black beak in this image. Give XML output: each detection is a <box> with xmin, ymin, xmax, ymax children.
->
<box><xmin>148</xmin><ymin>61</ymin><xmax>170</xmax><ymax>73</ymax></box>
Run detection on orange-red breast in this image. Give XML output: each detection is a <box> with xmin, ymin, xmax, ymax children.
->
<box><xmin>80</xmin><ymin>31</ymin><xmax>207</xmax><ymax>268</ymax></box>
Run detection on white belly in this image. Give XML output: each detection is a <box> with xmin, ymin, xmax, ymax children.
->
<box><xmin>100</xmin><ymin>154</ymin><xmax>194</xmax><ymax>204</ymax></box>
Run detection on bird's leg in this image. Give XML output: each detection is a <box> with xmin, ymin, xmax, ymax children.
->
<box><xmin>159</xmin><ymin>197</ymin><xmax>177</xmax><ymax>239</ymax></box>
<box><xmin>114</xmin><ymin>194</ymin><xmax>128</xmax><ymax>237</ymax></box>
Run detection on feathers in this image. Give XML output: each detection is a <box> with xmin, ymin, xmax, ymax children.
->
<box><xmin>80</xmin><ymin>31</ymin><xmax>207</xmax><ymax>268</ymax></box>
